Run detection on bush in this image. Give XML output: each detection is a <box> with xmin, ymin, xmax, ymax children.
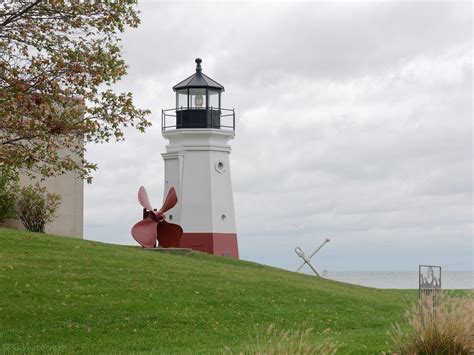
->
<box><xmin>0</xmin><ymin>166</ymin><xmax>18</xmax><ymax>222</ymax></box>
<box><xmin>226</xmin><ymin>324</ymin><xmax>339</xmax><ymax>354</ymax></box>
<box><xmin>15</xmin><ymin>184</ymin><xmax>61</xmax><ymax>233</ymax></box>
<box><xmin>389</xmin><ymin>293</ymin><xmax>474</xmax><ymax>354</ymax></box>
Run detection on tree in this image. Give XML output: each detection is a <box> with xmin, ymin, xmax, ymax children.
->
<box><xmin>0</xmin><ymin>0</ymin><xmax>151</xmax><ymax>182</ymax></box>
<box><xmin>14</xmin><ymin>183</ymin><xmax>61</xmax><ymax>233</ymax></box>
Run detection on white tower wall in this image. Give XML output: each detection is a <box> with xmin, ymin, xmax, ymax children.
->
<box><xmin>162</xmin><ymin>128</ymin><xmax>238</xmax><ymax>257</ymax></box>
<box><xmin>162</xmin><ymin>129</ymin><xmax>236</xmax><ymax>233</ymax></box>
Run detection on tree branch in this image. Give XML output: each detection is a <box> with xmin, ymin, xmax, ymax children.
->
<box><xmin>1</xmin><ymin>134</ymin><xmax>41</xmax><ymax>145</ymax></box>
<box><xmin>0</xmin><ymin>0</ymin><xmax>42</xmax><ymax>29</ymax></box>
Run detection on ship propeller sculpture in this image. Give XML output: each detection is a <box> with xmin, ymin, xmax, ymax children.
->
<box><xmin>131</xmin><ymin>186</ymin><xmax>183</xmax><ymax>248</ymax></box>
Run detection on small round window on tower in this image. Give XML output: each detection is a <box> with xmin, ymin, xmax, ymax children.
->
<box><xmin>215</xmin><ymin>160</ymin><xmax>225</xmax><ymax>173</ymax></box>
<box><xmin>221</xmin><ymin>214</ymin><xmax>226</xmax><ymax>221</ymax></box>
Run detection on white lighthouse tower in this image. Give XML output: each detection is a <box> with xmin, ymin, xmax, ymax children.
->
<box><xmin>161</xmin><ymin>58</ymin><xmax>239</xmax><ymax>258</ymax></box>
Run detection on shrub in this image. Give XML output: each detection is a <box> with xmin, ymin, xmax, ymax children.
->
<box><xmin>389</xmin><ymin>293</ymin><xmax>474</xmax><ymax>354</ymax></box>
<box><xmin>15</xmin><ymin>184</ymin><xmax>61</xmax><ymax>233</ymax></box>
<box><xmin>226</xmin><ymin>324</ymin><xmax>339</xmax><ymax>354</ymax></box>
<box><xmin>0</xmin><ymin>166</ymin><xmax>18</xmax><ymax>222</ymax></box>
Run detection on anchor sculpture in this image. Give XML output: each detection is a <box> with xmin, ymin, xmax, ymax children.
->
<box><xmin>294</xmin><ymin>238</ymin><xmax>330</xmax><ymax>277</ymax></box>
<box><xmin>131</xmin><ymin>186</ymin><xmax>183</xmax><ymax>248</ymax></box>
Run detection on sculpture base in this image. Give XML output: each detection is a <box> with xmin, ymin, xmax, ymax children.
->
<box><xmin>179</xmin><ymin>233</ymin><xmax>239</xmax><ymax>259</ymax></box>
<box><xmin>143</xmin><ymin>247</ymin><xmax>193</xmax><ymax>255</ymax></box>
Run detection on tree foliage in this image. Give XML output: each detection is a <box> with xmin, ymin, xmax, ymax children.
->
<box><xmin>0</xmin><ymin>0</ymin><xmax>151</xmax><ymax>182</ymax></box>
<box><xmin>15</xmin><ymin>183</ymin><xmax>61</xmax><ymax>233</ymax></box>
<box><xmin>0</xmin><ymin>166</ymin><xmax>18</xmax><ymax>222</ymax></box>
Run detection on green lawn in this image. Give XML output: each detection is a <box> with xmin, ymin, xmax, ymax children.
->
<box><xmin>0</xmin><ymin>228</ymin><xmax>417</xmax><ymax>354</ymax></box>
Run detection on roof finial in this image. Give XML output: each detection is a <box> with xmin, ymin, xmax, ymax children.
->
<box><xmin>195</xmin><ymin>58</ymin><xmax>202</xmax><ymax>73</ymax></box>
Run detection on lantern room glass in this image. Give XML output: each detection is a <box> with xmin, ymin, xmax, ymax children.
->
<box><xmin>189</xmin><ymin>88</ymin><xmax>206</xmax><ymax>109</ymax></box>
<box><xmin>176</xmin><ymin>89</ymin><xmax>187</xmax><ymax>109</ymax></box>
<box><xmin>208</xmin><ymin>90</ymin><xmax>220</xmax><ymax>110</ymax></box>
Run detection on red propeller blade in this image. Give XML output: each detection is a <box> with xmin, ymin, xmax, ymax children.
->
<box><xmin>131</xmin><ymin>219</ymin><xmax>157</xmax><ymax>248</ymax></box>
<box><xmin>156</xmin><ymin>221</ymin><xmax>183</xmax><ymax>248</ymax></box>
<box><xmin>158</xmin><ymin>187</ymin><xmax>177</xmax><ymax>213</ymax></box>
<box><xmin>132</xmin><ymin>186</ymin><xmax>181</xmax><ymax>249</ymax></box>
<box><xmin>138</xmin><ymin>186</ymin><xmax>153</xmax><ymax>211</ymax></box>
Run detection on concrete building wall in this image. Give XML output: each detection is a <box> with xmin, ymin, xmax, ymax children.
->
<box><xmin>39</xmin><ymin>170</ymin><xmax>83</xmax><ymax>238</ymax></box>
<box><xmin>2</xmin><ymin>170</ymin><xmax>84</xmax><ymax>238</ymax></box>
<box><xmin>1</xmin><ymin>138</ymin><xmax>84</xmax><ymax>239</ymax></box>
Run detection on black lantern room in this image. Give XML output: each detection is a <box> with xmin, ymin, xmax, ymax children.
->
<box><xmin>162</xmin><ymin>58</ymin><xmax>234</xmax><ymax>130</ymax></box>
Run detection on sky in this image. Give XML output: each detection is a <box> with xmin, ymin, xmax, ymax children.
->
<box><xmin>84</xmin><ymin>1</ymin><xmax>473</xmax><ymax>272</ymax></box>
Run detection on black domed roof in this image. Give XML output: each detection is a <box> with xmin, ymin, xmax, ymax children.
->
<box><xmin>172</xmin><ymin>58</ymin><xmax>224</xmax><ymax>92</ymax></box>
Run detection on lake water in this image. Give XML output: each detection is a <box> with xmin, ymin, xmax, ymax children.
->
<box><xmin>302</xmin><ymin>271</ymin><xmax>472</xmax><ymax>289</ymax></box>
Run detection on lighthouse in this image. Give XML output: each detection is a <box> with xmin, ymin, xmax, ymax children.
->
<box><xmin>161</xmin><ymin>58</ymin><xmax>239</xmax><ymax>259</ymax></box>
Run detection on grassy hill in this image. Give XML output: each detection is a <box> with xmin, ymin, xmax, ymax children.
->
<box><xmin>0</xmin><ymin>228</ymin><xmax>417</xmax><ymax>354</ymax></box>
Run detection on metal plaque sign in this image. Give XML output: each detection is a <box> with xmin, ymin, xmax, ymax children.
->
<box><xmin>419</xmin><ymin>265</ymin><xmax>441</xmax><ymax>299</ymax></box>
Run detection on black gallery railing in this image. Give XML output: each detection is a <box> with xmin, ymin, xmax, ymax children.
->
<box><xmin>162</xmin><ymin>107</ymin><xmax>235</xmax><ymax>131</ymax></box>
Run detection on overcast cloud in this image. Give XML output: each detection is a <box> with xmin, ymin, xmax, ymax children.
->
<box><xmin>84</xmin><ymin>1</ymin><xmax>472</xmax><ymax>272</ymax></box>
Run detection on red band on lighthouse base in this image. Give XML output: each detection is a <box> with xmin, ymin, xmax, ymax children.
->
<box><xmin>179</xmin><ymin>233</ymin><xmax>239</xmax><ymax>259</ymax></box>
